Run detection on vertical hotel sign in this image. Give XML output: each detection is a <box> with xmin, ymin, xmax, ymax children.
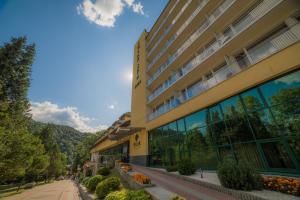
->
<box><xmin>134</xmin><ymin>42</ymin><xmax>141</xmax><ymax>89</ymax></box>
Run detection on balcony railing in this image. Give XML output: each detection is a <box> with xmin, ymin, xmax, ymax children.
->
<box><xmin>147</xmin><ymin>0</ymin><xmax>179</xmax><ymax>50</ymax></box>
<box><xmin>147</xmin><ymin>0</ymin><xmax>235</xmax><ymax>85</ymax></box>
<box><xmin>148</xmin><ymin>21</ymin><xmax>300</xmax><ymax>121</ymax></box>
<box><xmin>147</xmin><ymin>0</ymin><xmax>282</xmax><ymax>103</ymax></box>
<box><xmin>147</xmin><ymin>0</ymin><xmax>192</xmax><ymax>57</ymax></box>
<box><xmin>147</xmin><ymin>0</ymin><xmax>209</xmax><ymax>70</ymax></box>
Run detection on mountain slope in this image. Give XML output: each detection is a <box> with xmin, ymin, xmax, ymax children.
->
<box><xmin>29</xmin><ymin>121</ymin><xmax>88</xmax><ymax>163</ymax></box>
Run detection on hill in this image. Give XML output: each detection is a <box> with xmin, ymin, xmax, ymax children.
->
<box><xmin>28</xmin><ymin>121</ymin><xmax>88</xmax><ymax>163</ymax></box>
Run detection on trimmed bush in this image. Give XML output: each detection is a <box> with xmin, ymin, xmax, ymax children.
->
<box><xmin>127</xmin><ymin>190</ymin><xmax>152</xmax><ymax>200</ymax></box>
<box><xmin>96</xmin><ymin>177</ymin><xmax>120</xmax><ymax>199</ymax></box>
<box><xmin>86</xmin><ymin>175</ymin><xmax>105</xmax><ymax>191</ymax></box>
<box><xmin>166</xmin><ymin>165</ymin><xmax>177</xmax><ymax>172</ymax></box>
<box><xmin>177</xmin><ymin>159</ymin><xmax>196</xmax><ymax>175</ymax></box>
<box><xmin>97</xmin><ymin>167</ymin><xmax>110</xmax><ymax>176</ymax></box>
<box><xmin>82</xmin><ymin>177</ymin><xmax>90</xmax><ymax>186</ymax></box>
<box><xmin>171</xmin><ymin>195</ymin><xmax>186</xmax><ymax>200</ymax></box>
<box><xmin>104</xmin><ymin>189</ymin><xmax>151</xmax><ymax>200</ymax></box>
<box><xmin>217</xmin><ymin>155</ymin><xmax>262</xmax><ymax>190</ymax></box>
<box><xmin>104</xmin><ymin>190</ymin><xmax>127</xmax><ymax>200</ymax></box>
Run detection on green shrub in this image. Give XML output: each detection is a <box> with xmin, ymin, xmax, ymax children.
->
<box><xmin>104</xmin><ymin>190</ymin><xmax>151</xmax><ymax>200</ymax></box>
<box><xmin>166</xmin><ymin>165</ymin><xmax>177</xmax><ymax>172</ymax></box>
<box><xmin>171</xmin><ymin>195</ymin><xmax>186</xmax><ymax>200</ymax></box>
<box><xmin>96</xmin><ymin>177</ymin><xmax>120</xmax><ymax>199</ymax></box>
<box><xmin>86</xmin><ymin>175</ymin><xmax>105</xmax><ymax>191</ymax></box>
<box><xmin>104</xmin><ymin>190</ymin><xmax>127</xmax><ymax>200</ymax></box>
<box><xmin>127</xmin><ymin>190</ymin><xmax>151</xmax><ymax>200</ymax></box>
<box><xmin>97</xmin><ymin>167</ymin><xmax>110</xmax><ymax>176</ymax></box>
<box><xmin>82</xmin><ymin>177</ymin><xmax>90</xmax><ymax>186</ymax></box>
<box><xmin>217</xmin><ymin>155</ymin><xmax>262</xmax><ymax>190</ymax></box>
<box><xmin>177</xmin><ymin>159</ymin><xmax>196</xmax><ymax>175</ymax></box>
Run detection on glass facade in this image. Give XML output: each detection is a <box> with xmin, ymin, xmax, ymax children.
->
<box><xmin>148</xmin><ymin>69</ymin><xmax>300</xmax><ymax>174</ymax></box>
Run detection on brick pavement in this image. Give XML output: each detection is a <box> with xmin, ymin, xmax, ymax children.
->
<box><xmin>133</xmin><ymin>165</ymin><xmax>237</xmax><ymax>200</ymax></box>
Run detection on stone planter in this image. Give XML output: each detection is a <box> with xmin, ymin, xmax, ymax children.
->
<box><xmin>115</xmin><ymin>162</ymin><xmax>154</xmax><ymax>190</ymax></box>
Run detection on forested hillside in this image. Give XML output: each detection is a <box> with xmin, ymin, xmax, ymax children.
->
<box><xmin>29</xmin><ymin>121</ymin><xmax>87</xmax><ymax>163</ymax></box>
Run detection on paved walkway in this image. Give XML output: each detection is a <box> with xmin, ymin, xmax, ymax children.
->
<box><xmin>4</xmin><ymin>180</ymin><xmax>80</xmax><ymax>200</ymax></box>
<box><xmin>133</xmin><ymin>165</ymin><xmax>236</xmax><ymax>200</ymax></box>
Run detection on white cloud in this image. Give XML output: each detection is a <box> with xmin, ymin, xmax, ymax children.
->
<box><xmin>132</xmin><ymin>2</ymin><xmax>144</xmax><ymax>15</ymax></box>
<box><xmin>77</xmin><ymin>0</ymin><xmax>145</xmax><ymax>27</ymax></box>
<box><xmin>108</xmin><ymin>104</ymin><xmax>115</xmax><ymax>109</ymax></box>
<box><xmin>30</xmin><ymin>101</ymin><xmax>108</xmax><ymax>133</ymax></box>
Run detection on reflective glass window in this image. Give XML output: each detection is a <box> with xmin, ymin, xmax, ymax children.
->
<box><xmin>240</xmin><ymin>88</ymin><xmax>265</xmax><ymax>112</ymax></box>
<box><xmin>209</xmin><ymin>105</ymin><xmax>223</xmax><ymax>124</ymax></box>
<box><xmin>210</xmin><ymin>121</ymin><xmax>228</xmax><ymax>145</ymax></box>
<box><xmin>234</xmin><ymin>143</ymin><xmax>264</xmax><ymax>169</ymax></box>
<box><xmin>221</xmin><ymin>96</ymin><xmax>244</xmax><ymax>119</ymax></box>
<box><xmin>185</xmin><ymin>110</ymin><xmax>207</xmax><ymax>131</ymax></box>
<box><xmin>248</xmin><ymin>109</ymin><xmax>279</xmax><ymax>139</ymax></box>
<box><xmin>271</xmin><ymin>103</ymin><xmax>300</xmax><ymax>136</ymax></box>
<box><xmin>261</xmin><ymin>142</ymin><xmax>295</xmax><ymax>169</ymax></box>
<box><xmin>260</xmin><ymin>70</ymin><xmax>300</xmax><ymax>106</ymax></box>
<box><xmin>177</xmin><ymin>118</ymin><xmax>186</xmax><ymax>134</ymax></box>
<box><xmin>288</xmin><ymin>137</ymin><xmax>300</xmax><ymax>163</ymax></box>
<box><xmin>225</xmin><ymin>114</ymin><xmax>254</xmax><ymax>142</ymax></box>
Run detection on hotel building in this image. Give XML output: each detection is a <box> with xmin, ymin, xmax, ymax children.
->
<box><xmin>93</xmin><ymin>0</ymin><xmax>300</xmax><ymax>176</ymax></box>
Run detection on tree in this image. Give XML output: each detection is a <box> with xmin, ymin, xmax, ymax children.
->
<box><xmin>0</xmin><ymin>37</ymin><xmax>35</xmax><ymax>130</ymax></box>
<box><xmin>72</xmin><ymin>131</ymin><xmax>104</xmax><ymax>172</ymax></box>
<box><xmin>0</xmin><ymin>37</ymin><xmax>38</xmax><ymax>183</ymax></box>
<box><xmin>37</xmin><ymin>126</ymin><xmax>67</xmax><ymax>179</ymax></box>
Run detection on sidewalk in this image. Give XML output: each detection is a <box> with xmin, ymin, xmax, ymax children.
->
<box><xmin>4</xmin><ymin>180</ymin><xmax>80</xmax><ymax>200</ymax></box>
<box><xmin>132</xmin><ymin>165</ymin><xmax>236</xmax><ymax>200</ymax></box>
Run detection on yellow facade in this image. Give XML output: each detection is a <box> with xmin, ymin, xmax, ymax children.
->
<box><xmin>93</xmin><ymin>0</ymin><xmax>300</xmax><ymax>167</ymax></box>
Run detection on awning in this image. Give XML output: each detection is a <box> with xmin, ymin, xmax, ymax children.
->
<box><xmin>108</xmin><ymin>127</ymin><xmax>144</xmax><ymax>140</ymax></box>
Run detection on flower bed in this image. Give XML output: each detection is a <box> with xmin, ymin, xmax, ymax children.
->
<box><xmin>132</xmin><ymin>173</ymin><xmax>151</xmax><ymax>185</ymax></box>
<box><xmin>263</xmin><ymin>176</ymin><xmax>300</xmax><ymax>196</ymax></box>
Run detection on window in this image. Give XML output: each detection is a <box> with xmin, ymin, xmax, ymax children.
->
<box><xmin>261</xmin><ymin>142</ymin><xmax>295</xmax><ymax>169</ymax></box>
<box><xmin>185</xmin><ymin>110</ymin><xmax>207</xmax><ymax>131</ymax></box>
<box><xmin>240</xmin><ymin>88</ymin><xmax>265</xmax><ymax>112</ymax></box>
<box><xmin>208</xmin><ymin>104</ymin><xmax>223</xmax><ymax>123</ymax></box>
<box><xmin>221</xmin><ymin>96</ymin><xmax>244</xmax><ymax>118</ymax></box>
<box><xmin>248</xmin><ymin>109</ymin><xmax>280</xmax><ymax>139</ymax></box>
<box><xmin>260</xmin><ymin>70</ymin><xmax>300</xmax><ymax>107</ymax></box>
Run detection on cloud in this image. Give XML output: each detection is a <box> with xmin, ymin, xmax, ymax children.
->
<box><xmin>77</xmin><ymin>0</ymin><xmax>145</xmax><ymax>27</ymax></box>
<box><xmin>108</xmin><ymin>104</ymin><xmax>115</xmax><ymax>109</ymax></box>
<box><xmin>30</xmin><ymin>101</ymin><xmax>108</xmax><ymax>133</ymax></box>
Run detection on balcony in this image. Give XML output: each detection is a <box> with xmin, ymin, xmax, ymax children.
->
<box><xmin>147</xmin><ymin>0</ymin><xmax>235</xmax><ymax>86</ymax></box>
<box><xmin>147</xmin><ymin>0</ymin><xmax>283</xmax><ymax>103</ymax></box>
<box><xmin>147</xmin><ymin>0</ymin><xmax>179</xmax><ymax>50</ymax></box>
<box><xmin>148</xmin><ymin>22</ymin><xmax>300</xmax><ymax>121</ymax></box>
<box><xmin>147</xmin><ymin>0</ymin><xmax>192</xmax><ymax>58</ymax></box>
<box><xmin>147</xmin><ymin>0</ymin><xmax>209</xmax><ymax>70</ymax></box>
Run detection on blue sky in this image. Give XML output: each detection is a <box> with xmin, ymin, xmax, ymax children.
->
<box><xmin>0</xmin><ymin>0</ymin><xmax>167</xmax><ymax>132</ymax></box>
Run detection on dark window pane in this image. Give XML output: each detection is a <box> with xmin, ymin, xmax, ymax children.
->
<box><xmin>261</xmin><ymin>142</ymin><xmax>295</xmax><ymax>169</ymax></box>
<box><xmin>209</xmin><ymin>105</ymin><xmax>223</xmax><ymax>123</ymax></box>
<box><xmin>185</xmin><ymin>110</ymin><xmax>207</xmax><ymax>131</ymax></box>
<box><xmin>260</xmin><ymin>70</ymin><xmax>300</xmax><ymax>106</ymax></box>
<box><xmin>248</xmin><ymin>109</ymin><xmax>280</xmax><ymax>139</ymax></box>
<box><xmin>218</xmin><ymin>146</ymin><xmax>233</xmax><ymax>161</ymax></box>
<box><xmin>185</xmin><ymin>127</ymin><xmax>218</xmax><ymax>170</ymax></box>
<box><xmin>234</xmin><ymin>143</ymin><xmax>264</xmax><ymax>169</ymax></box>
<box><xmin>210</xmin><ymin>121</ymin><xmax>228</xmax><ymax>145</ymax></box>
<box><xmin>225</xmin><ymin>114</ymin><xmax>255</xmax><ymax>142</ymax></box>
<box><xmin>241</xmin><ymin>88</ymin><xmax>265</xmax><ymax>112</ymax></box>
<box><xmin>288</xmin><ymin>137</ymin><xmax>300</xmax><ymax>163</ymax></box>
